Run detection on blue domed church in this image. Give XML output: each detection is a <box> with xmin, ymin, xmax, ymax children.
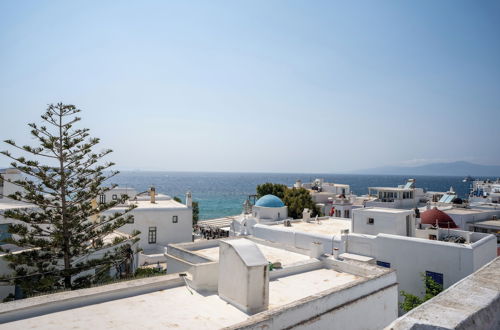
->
<box><xmin>252</xmin><ymin>194</ymin><xmax>288</xmax><ymax>222</ymax></box>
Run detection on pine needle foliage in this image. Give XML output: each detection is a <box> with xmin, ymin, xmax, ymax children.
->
<box><xmin>0</xmin><ymin>103</ymin><xmax>139</xmax><ymax>296</ymax></box>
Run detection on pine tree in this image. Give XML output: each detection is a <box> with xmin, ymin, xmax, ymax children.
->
<box><xmin>0</xmin><ymin>103</ymin><xmax>139</xmax><ymax>296</ymax></box>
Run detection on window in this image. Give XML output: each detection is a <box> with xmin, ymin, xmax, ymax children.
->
<box><xmin>367</xmin><ymin>217</ymin><xmax>375</xmax><ymax>225</ymax></box>
<box><xmin>425</xmin><ymin>271</ymin><xmax>444</xmax><ymax>293</ymax></box>
<box><xmin>148</xmin><ymin>227</ymin><xmax>157</xmax><ymax>244</ymax></box>
<box><xmin>172</xmin><ymin>215</ymin><xmax>178</xmax><ymax>224</ymax></box>
<box><xmin>344</xmin><ymin>210</ymin><xmax>350</xmax><ymax>218</ymax></box>
<box><xmin>99</xmin><ymin>194</ymin><xmax>106</xmax><ymax>204</ymax></box>
<box><xmin>112</xmin><ymin>194</ymin><xmax>118</xmax><ymax>200</ymax></box>
<box><xmin>277</xmin><ymin>212</ymin><xmax>280</xmax><ymax>219</ymax></box>
<box><xmin>376</xmin><ymin>260</ymin><xmax>390</xmax><ymax>268</ymax></box>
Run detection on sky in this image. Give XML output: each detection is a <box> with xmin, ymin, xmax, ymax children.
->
<box><xmin>1</xmin><ymin>1</ymin><xmax>499</xmax><ymax>173</ymax></box>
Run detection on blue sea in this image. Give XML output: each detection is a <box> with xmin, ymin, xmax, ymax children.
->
<box><xmin>110</xmin><ymin>172</ymin><xmax>480</xmax><ymax>220</ymax></box>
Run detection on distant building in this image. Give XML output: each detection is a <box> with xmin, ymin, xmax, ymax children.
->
<box><xmin>366</xmin><ymin>179</ymin><xmax>426</xmax><ymax>209</ymax></box>
<box><xmin>295</xmin><ymin>178</ymin><xmax>354</xmax><ymax>217</ymax></box>
<box><xmin>100</xmin><ymin>186</ymin><xmax>193</xmax><ymax>266</ymax></box>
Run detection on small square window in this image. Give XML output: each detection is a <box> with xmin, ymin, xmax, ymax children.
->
<box><xmin>112</xmin><ymin>194</ymin><xmax>118</xmax><ymax>200</ymax></box>
<box><xmin>172</xmin><ymin>215</ymin><xmax>178</xmax><ymax>223</ymax></box>
<box><xmin>367</xmin><ymin>217</ymin><xmax>375</xmax><ymax>225</ymax></box>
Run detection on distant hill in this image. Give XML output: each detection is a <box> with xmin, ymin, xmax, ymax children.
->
<box><xmin>353</xmin><ymin>161</ymin><xmax>500</xmax><ymax>177</ymax></box>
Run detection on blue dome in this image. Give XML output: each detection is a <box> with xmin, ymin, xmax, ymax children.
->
<box><xmin>255</xmin><ymin>194</ymin><xmax>285</xmax><ymax>208</ymax></box>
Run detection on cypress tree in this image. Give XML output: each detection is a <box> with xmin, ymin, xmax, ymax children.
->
<box><xmin>0</xmin><ymin>103</ymin><xmax>138</xmax><ymax>296</ymax></box>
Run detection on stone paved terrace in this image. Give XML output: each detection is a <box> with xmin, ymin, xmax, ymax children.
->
<box><xmin>386</xmin><ymin>256</ymin><xmax>500</xmax><ymax>330</ymax></box>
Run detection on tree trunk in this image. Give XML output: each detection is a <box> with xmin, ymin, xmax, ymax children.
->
<box><xmin>58</xmin><ymin>110</ymin><xmax>72</xmax><ymax>289</ymax></box>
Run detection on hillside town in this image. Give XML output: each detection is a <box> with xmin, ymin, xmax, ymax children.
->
<box><xmin>1</xmin><ymin>2</ymin><xmax>499</xmax><ymax>329</ymax></box>
<box><xmin>1</xmin><ymin>169</ymin><xmax>499</xmax><ymax>329</ymax></box>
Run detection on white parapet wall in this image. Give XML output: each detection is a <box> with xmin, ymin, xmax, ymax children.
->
<box><xmin>386</xmin><ymin>256</ymin><xmax>500</xmax><ymax>330</ymax></box>
<box><xmin>252</xmin><ymin>223</ymin><xmax>345</xmax><ymax>254</ymax></box>
<box><xmin>225</xmin><ymin>258</ymin><xmax>398</xmax><ymax>330</ymax></box>
<box><xmin>346</xmin><ymin>231</ymin><xmax>497</xmax><ymax>307</ymax></box>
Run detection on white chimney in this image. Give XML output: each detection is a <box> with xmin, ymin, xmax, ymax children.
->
<box><xmin>302</xmin><ymin>208</ymin><xmax>311</xmax><ymax>222</ymax></box>
<box><xmin>150</xmin><ymin>186</ymin><xmax>156</xmax><ymax>204</ymax></box>
<box><xmin>186</xmin><ymin>191</ymin><xmax>192</xmax><ymax>208</ymax></box>
<box><xmin>333</xmin><ymin>247</ymin><xmax>339</xmax><ymax>260</ymax></box>
<box><xmin>309</xmin><ymin>242</ymin><xmax>323</xmax><ymax>258</ymax></box>
<box><xmin>218</xmin><ymin>239</ymin><xmax>269</xmax><ymax>314</ymax></box>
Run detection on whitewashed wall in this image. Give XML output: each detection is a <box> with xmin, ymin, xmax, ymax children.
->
<box><xmin>352</xmin><ymin>208</ymin><xmax>415</xmax><ymax>236</ymax></box>
<box><xmin>109</xmin><ymin>207</ymin><xmax>192</xmax><ymax>252</ymax></box>
<box><xmin>347</xmin><ymin>232</ymin><xmax>497</xmax><ymax>305</ymax></box>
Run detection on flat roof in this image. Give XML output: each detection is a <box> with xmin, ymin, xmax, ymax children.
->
<box><xmin>195</xmin><ymin>242</ymin><xmax>310</xmax><ymax>266</ymax></box>
<box><xmin>368</xmin><ymin>187</ymin><xmax>413</xmax><ymax>191</ymax></box>
<box><xmin>471</xmin><ymin>220</ymin><xmax>500</xmax><ymax>228</ymax></box>
<box><xmin>443</xmin><ymin>208</ymin><xmax>494</xmax><ymax>215</ymax></box>
<box><xmin>355</xmin><ymin>207</ymin><xmax>413</xmax><ymax>214</ymax></box>
<box><xmin>274</xmin><ymin>218</ymin><xmax>351</xmax><ymax>236</ymax></box>
<box><xmin>2</xmin><ymin>268</ymin><xmax>361</xmax><ymax>329</ymax></box>
<box><xmin>268</xmin><ymin>268</ymin><xmax>359</xmax><ymax>308</ymax></box>
<box><xmin>110</xmin><ymin>199</ymin><xmax>188</xmax><ymax>211</ymax></box>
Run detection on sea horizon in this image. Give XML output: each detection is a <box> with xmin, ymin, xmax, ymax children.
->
<box><xmin>109</xmin><ymin>171</ymin><xmax>484</xmax><ymax>220</ymax></box>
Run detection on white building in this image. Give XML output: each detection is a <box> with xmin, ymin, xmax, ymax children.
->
<box><xmin>232</xmin><ymin>205</ymin><xmax>497</xmax><ymax>310</ymax></box>
<box><xmin>366</xmin><ymin>179</ymin><xmax>426</xmax><ymax>209</ymax></box>
<box><xmin>468</xmin><ymin>179</ymin><xmax>500</xmax><ymax>204</ymax></box>
<box><xmin>442</xmin><ymin>206</ymin><xmax>500</xmax><ymax>230</ymax></box>
<box><xmin>352</xmin><ymin>208</ymin><xmax>416</xmax><ymax>237</ymax></box>
<box><xmin>0</xmin><ymin>169</ymin><xmax>193</xmax><ymax>299</ymax></box>
<box><xmin>100</xmin><ymin>187</ymin><xmax>193</xmax><ymax>266</ymax></box>
<box><xmin>0</xmin><ymin>168</ymin><xmax>23</xmax><ymax>199</ymax></box>
<box><xmin>295</xmin><ymin>178</ymin><xmax>354</xmax><ymax>217</ymax></box>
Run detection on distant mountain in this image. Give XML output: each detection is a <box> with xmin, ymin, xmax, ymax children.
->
<box><xmin>353</xmin><ymin>161</ymin><xmax>500</xmax><ymax>177</ymax></box>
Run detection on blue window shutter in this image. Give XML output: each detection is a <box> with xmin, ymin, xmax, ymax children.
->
<box><xmin>376</xmin><ymin>261</ymin><xmax>391</xmax><ymax>268</ymax></box>
<box><xmin>425</xmin><ymin>271</ymin><xmax>444</xmax><ymax>286</ymax></box>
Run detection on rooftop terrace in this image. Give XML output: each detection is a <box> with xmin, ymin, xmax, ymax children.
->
<box><xmin>195</xmin><ymin>242</ymin><xmax>310</xmax><ymax>267</ymax></box>
<box><xmin>271</xmin><ymin>218</ymin><xmax>351</xmax><ymax>236</ymax></box>
<box><xmin>0</xmin><ymin>240</ymin><xmax>396</xmax><ymax>330</ymax></box>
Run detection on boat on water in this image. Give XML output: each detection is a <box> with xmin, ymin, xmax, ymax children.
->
<box><xmin>462</xmin><ymin>175</ymin><xmax>474</xmax><ymax>183</ymax></box>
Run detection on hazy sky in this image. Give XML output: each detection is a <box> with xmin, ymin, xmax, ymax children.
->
<box><xmin>1</xmin><ymin>1</ymin><xmax>499</xmax><ymax>173</ymax></box>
